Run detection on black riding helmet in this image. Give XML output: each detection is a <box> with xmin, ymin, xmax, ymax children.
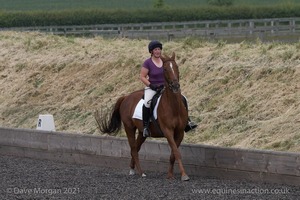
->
<box><xmin>148</xmin><ymin>40</ymin><xmax>162</xmax><ymax>53</ymax></box>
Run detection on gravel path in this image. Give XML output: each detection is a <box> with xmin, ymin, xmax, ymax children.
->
<box><xmin>0</xmin><ymin>155</ymin><xmax>299</xmax><ymax>200</ymax></box>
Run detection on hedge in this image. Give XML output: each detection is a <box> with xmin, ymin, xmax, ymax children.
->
<box><xmin>1</xmin><ymin>5</ymin><xmax>300</xmax><ymax>27</ymax></box>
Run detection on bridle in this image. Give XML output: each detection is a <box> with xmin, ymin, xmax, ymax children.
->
<box><xmin>163</xmin><ymin>60</ymin><xmax>180</xmax><ymax>93</ymax></box>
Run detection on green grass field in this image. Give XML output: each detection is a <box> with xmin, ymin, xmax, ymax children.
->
<box><xmin>0</xmin><ymin>0</ymin><xmax>298</xmax><ymax>11</ymax></box>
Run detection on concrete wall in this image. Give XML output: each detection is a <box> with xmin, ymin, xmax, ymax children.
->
<box><xmin>0</xmin><ymin>127</ymin><xmax>299</xmax><ymax>185</ymax></box>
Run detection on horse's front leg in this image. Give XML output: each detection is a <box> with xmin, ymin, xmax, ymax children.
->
<box><xmin>166</xmin><ymin>131</ymin><xmax>190</xmax><ymax>181</ymax></box>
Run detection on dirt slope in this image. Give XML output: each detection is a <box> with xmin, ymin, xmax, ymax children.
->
<box><xmin>0</xmin><ymin>31</ymin><xmax>300</xmax><ymax>152</ymax></box>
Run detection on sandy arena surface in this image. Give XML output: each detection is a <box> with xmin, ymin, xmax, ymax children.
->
<box><xmin>0</xmin><ymin>155</ymin><xmax>299</xmax><ymax>200</ymax></box>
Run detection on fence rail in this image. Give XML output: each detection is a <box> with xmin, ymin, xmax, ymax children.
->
<box><xmin>1</xmin><ymin>17</ymin><xmax>300</xmax><ymax>41</ymax></box>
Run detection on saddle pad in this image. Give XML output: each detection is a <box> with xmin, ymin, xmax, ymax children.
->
<box><xmin>132</xmin><ymin>97</ymin><xmax>161</xmax><ymax>120</ymax></box>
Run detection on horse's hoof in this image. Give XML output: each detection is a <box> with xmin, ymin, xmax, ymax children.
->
<box><xmin>181</xmin><ymin>175</ymin><xmax>190</xmax><ymax>181</ymax></box>
<box><xmin>142</xmin><ymin>173</ymin><xmax>147</xmax><ymax>177</ymax></box>
<box><xmin>129</xmin><ymin>169</ymin><xmax>135</xmax><ymax>176</ymax></box>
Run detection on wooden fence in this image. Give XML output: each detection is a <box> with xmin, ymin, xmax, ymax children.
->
<box><xmin>1</xmin><ymin>17</ymin><xmax>300</xmax><ymax>41</ymax></box>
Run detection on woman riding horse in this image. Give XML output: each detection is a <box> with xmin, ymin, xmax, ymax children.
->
<box><xmin>140</xmin><ymin>40</ymin><xmax>197</xmax><ymax>137</ymax></box>
<box><xmin>95</xmin><ymin>47</ymin><xmax>195</xmax><ymax>181</ymax></box>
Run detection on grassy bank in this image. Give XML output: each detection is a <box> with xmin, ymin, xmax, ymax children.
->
<box><xmin>0</xmin><ymin>31</ymin><xmax>300</xmax><ymax>152</ymax></box>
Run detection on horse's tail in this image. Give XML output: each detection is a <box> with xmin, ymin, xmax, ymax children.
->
<box><xmin>94</xmin><ymin>96</ymin><xmax>126</xmax><ymax>136</ymax></box>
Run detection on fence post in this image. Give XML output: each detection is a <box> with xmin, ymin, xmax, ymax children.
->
<box><xmin>291</xmin><ymin>19</ymin><xmax>295</xmax><ymax>33</ymax></box>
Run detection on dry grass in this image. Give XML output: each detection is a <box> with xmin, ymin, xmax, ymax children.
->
<box><xmin>1</xmin><ymin>31</ymin><xmax>300</xmax><ymax>152</ymax></box>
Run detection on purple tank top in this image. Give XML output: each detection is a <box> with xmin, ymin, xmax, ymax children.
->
<box><xmin>142</xmin><ymin>58</ymin><xmax>164</xmax><ymax>85</ymax></box>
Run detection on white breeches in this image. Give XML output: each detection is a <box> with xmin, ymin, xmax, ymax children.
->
<box><xmin>144</xmin><ymin>87</ymin><xmax>157</xmax><ymax>108</ymax></box>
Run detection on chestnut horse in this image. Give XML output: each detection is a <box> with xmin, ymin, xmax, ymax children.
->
<box><xmin>95</xmin><ymin>52</ymin><xmax>189</xmax><ymax>181</ymax></box>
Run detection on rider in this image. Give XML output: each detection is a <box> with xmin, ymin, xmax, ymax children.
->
<box><xmin>140</xmin><ymin>40</ymin><xmax>197</xmax><ymax>137</ymax></box>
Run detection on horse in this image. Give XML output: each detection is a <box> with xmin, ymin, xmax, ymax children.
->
<box><xmin>95</xmin><ymin>52</ymin><xmax>190</xmax><ymax>181</ymax></box>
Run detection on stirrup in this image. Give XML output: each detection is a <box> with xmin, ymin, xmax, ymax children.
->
<box><xmin>143</xmin><ymin>128</ymin><xmax>150</xmax><ymax>137</ymax></box>
<box><xmin>184</xmin><ymin>121</ymin><xmax>198</xmax><ymax>132</ymax></box>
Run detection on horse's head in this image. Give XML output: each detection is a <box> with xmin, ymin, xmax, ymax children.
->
<box><xmin>161</xmin><ymin>52</ymin><xmax>180</xmax><ymax>93</ymax></box>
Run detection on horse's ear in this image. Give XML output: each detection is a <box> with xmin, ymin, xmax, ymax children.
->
<box><xmin>171</xmin><ymin>52</ymin><xmax>175</xmax><ymax>60</ymax></box>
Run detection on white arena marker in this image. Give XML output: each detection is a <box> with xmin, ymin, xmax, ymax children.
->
<box><xmin>36</xmin><ymin>114</ymin><xmax>56</xmax><ymax>131</ymax></box>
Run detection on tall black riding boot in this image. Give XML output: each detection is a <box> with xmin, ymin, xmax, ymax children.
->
<box><xmin>181</xmin><ymin>95</ymin><xmax>198</xmax><ymax>132</ymax></box>
<box><xmin>184</xmin><ymin>117</ymin><xmax>198</xmax><ymax>132</ymax></box>
<box><xmin>142</xmin><ymin>105</ymin><xmax>151</xmax><ymax>137</ymax></box>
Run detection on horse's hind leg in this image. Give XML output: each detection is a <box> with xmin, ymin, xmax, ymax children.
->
<box><xmin>167</xmin><ymin>151</ymin><xmax>176</xmax><ymax>179</ymax></box>
<box><xmin>125</xmin><ymin>126</ymin><xmax>146</xmax><ymax>177</ymax></box>
<box><xmin>135</xmin><ymin>131</ymin><xmax>147</xmax><ymax>176</ymax></box>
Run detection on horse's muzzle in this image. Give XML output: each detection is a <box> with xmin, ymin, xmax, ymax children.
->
<box><xmin>169</xmin><ymin>81</ymin><xmax>180</xmax><ymax>93</ymax></box>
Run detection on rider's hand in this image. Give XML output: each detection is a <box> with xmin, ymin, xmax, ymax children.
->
<box><xmin>149</xmin><ymin>84</ymin><xmax>158</xmax><ymax>91</ymax></box>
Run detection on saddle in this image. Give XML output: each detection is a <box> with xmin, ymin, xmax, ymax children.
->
<box><xmin>132</xmin><ymin>88</ymin><xmax>164</xmax><ymax>136</ymax></box>
<box><xmin>149</xmin><ymin>88</ymin><xmax>164</xmax><ymax>136</ymax></box>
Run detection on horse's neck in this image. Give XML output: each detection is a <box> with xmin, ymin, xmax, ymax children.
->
<box><xmin>162</xmin><ymin>88</ymin><xmax>184</xmax><ymax>111</ymax></box>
